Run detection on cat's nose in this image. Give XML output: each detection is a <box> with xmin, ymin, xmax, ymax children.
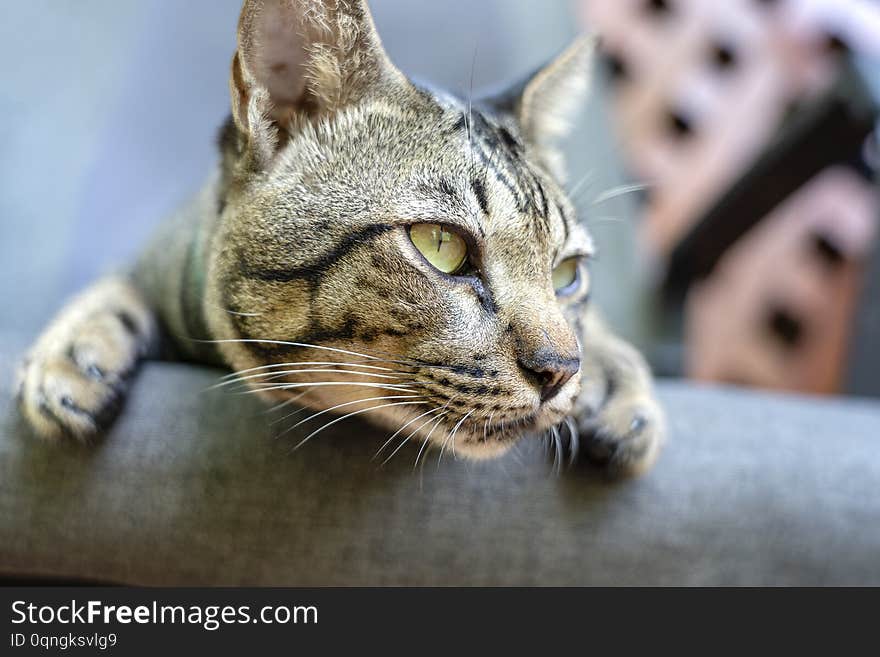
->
<box><xmin>518</xmin><ymin>348</ymin><xmax>580</xmax><ymax>403</ymax></box>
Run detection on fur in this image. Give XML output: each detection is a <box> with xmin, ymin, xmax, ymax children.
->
<box><xmin>17</xmin><ymin>0</ymin><xmax>664</xmax><ymax>475</ymax></box>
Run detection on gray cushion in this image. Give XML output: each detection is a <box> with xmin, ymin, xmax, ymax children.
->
<box><xmin>2</xmin><ymin>341</ymin><xmax>879</xmax><ymax>585</ymax></box>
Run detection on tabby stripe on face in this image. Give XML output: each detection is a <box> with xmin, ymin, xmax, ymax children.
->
<box><xmin>469</xmin><ymin>112</ymin><xmax>527</xmax><ymax>211</ymax></box>
<box><xmin>239</xmin><ymin>223</ymin><xmax>394</xmax><ymax>283</ymax></box>
<box><xmin>471</xmin><ymin>142</ymin><xmax>526</xmax><ymax>212</ymax></box>
<box><xmin>469</xmin><ymin>110</ymin><xmax>552</xmax><ymax>235</ymax></box>
<box><xmin>471</xmin><ymin>176</ymin><xmax>490</xmax><ymax>216</ymax></box>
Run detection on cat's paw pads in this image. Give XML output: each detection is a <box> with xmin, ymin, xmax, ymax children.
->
<box><xmin>17</xmin><ymin>311</ymin><xmax>145</xmax><ymax>442</ymax></box>
<box><xmin>576</xmin><ymin>395</ymin><xmax>665</xmax><ymax>477</ymax></box>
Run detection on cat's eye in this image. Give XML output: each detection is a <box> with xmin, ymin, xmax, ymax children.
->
<box><xmin>409</xmin><ymin>223</ymin><xmax>468</xmax><ymax>274</ymax></box>
<box><xmin>552</xmin><ymin>257</ymin><xmax>585</xmax><ymax>295</ymax></box>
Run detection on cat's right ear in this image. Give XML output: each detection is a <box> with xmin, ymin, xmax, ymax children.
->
<box><xmin>230</xmin><ymin>0</ymin><xmax>403</xmax><ymax>167</ymax></box>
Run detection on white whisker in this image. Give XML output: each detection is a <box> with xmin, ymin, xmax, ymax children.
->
<box><xmin>439</xmin><ymin>409</ymin><xmax>473</xmax><ymax>466</ymax></box>
<box><xmin>263</xmin><ymin>393</ymin><xmax>305</xmax><ymax>414</ymax></box>
<box><xmin>565</xmin><ymin>416</ymin><xmax>579</xmax><ymax>465</ymax></box>
<box><xmin>381</xmin><ymin>411</ymin><xmax>448</xmax><ymax>467</ymax></box>
<box><xmin>412</xmin><ymin>411</ymin><xmax>450</xmax><ymax>472</ymax></box>
<box><xmin>236</xmin><ymin>381</ymin><xmax>417</xmax><ymax>395</ymax></box>
<box><xmin>591</xmin><ymin>181</ymin><xmax>651</xmax><ymax>206</ymax></box>
<box><xmin>483</xmin><ymin>411</ymin><xmax>495</xmax><ymax>444</ymax></box>
<box><xmin>436</xmin><ymin>427</ymin><xmax>455</xmax><ymax>470</ymax></box>
<box><xmin>466</xmin><ymin>44</ymin><xmax>478</xmax><ymax>175</ymax></box>
<box><xmin>290</xmin><ymin>400</ymin><xmax>428</xmax><ymax>453</ymax></box>
<box><xmin>372</xmin><ymin>406</ymin><xmax>444</xmax><ymax>461</ymax></box>
<box><xmin>219</xmin><ymin>360</ymin><xmax>403</xmax><ymax>381</ymax></box>
<box><xmin>197</xmin><ymin>337</ymin><xmax>467</xmax><ymax>374</ymax></box>
<box><xmin>551</xmin><ymin>426</ymin><xmax>563</xmax><ymax>475</ymax></box>
<box><xmin>287</xmin><ymin>394</ymin><xmax>425</xmax><ymax>434</ymax></box>
<box><xmin>194</xmin><ymin>337</ymin><xmax>444</xmax><ymax>372</ymax></box>
<box><xmin>269</xmin><ymin>402</ymin><xmax>312</xmax><ymax>427</ymax></box>
<box><xmin>567</xmin><ymin>170</ymin><xmax>595</xmax><ymax>200</ymax></box>
<box><xmin>210</xmin><ymin>367</ymin><xmax>412</xmax><ymax>390</ymax></box>
<box><xmin>196</xmin><ymin>338</ymin><xmax>409</xmax><ymax>365</ymax></box>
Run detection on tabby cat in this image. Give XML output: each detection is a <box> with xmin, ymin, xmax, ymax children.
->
<box><xmin>17</xmin><ymin>0</ymin><xmax>664</xmax><ymax>475</ymax></box>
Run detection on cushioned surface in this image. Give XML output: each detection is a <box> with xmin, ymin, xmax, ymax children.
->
<box><xmin>2</xmin><ymin>347</ymin><xmax>879</xmax><ymax>586</ymax></box>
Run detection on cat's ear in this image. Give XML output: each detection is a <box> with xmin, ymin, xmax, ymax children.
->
<box><xmin>230</xmin><ymin>0</ymin><xmax>403</xmax><ymax>165</ymax></box>
<box><xmin>483</xmin><ymin>36</ymin><xmax>596</xmax><ymax>180</ymax></box>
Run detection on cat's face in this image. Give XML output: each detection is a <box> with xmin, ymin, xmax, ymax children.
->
<box><xmin>206</xmin><ymin>0</ymin><xmax>595</xmax><ymax>459</ymax></box>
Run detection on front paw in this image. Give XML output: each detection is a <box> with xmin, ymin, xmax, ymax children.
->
<box><xmin>17</xmin><ymin>311</ymin><xmax>145</xmax><ymax>442</ymax></box>
<box><xmin>574</xmin><ymin>393</ymin><xmax>665</xmax><ymax>477</ymax></box>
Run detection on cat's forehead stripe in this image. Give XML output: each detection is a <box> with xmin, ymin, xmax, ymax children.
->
<box><xmin>457</xmin><ymin>108</ymin><xmax>572</xmax><ymax>249</ymax></box>
<box><xmin>471</xmin><ymin>176</ymin><xmax>490</xmax><ymax>217</ymax></box>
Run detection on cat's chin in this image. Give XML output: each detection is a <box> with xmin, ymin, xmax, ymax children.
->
<box><xmin>449</xmin><ymin>417</ymin><xmax>570</xmax><ymax>460</ymax></box>
<box><xmin>448</xmin><ymin>439</ymin><xmax>516</xmax><ymax>461</ymax></box>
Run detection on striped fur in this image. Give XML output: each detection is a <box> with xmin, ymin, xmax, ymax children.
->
<box><xmin>18</xmin><ymin>0</ymin><xmax>664</xmax><ymax>474</ymax></box>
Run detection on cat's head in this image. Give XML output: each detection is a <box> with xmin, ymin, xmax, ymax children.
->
<box><xmin>206</xmin><ymin>0</ymin><xmax>596</xmax><ymax>459</ymax></box>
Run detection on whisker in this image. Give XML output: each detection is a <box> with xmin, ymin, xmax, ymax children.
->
<box><xmin>466</xmin><ymin>43</ymin><xmax>478</xmax><ymax>175</ymax></box>
<box><xmin>194</xmin><ymin>338</ymin><xmax>454</xmax><ymax>373</ymax></box>
<box><xmin>201</xmin><ymin>338</ymin><xmax>486</xmax><ymax>381</ymax></box>
<box><xmin>591</xmin><ymin>181</ymin><xmax>651</xmax><ymax>206</ymax></box>
<box><xmin>290</xmin><ymin>400</ymin><xmax>428</xmax><ymax>453</ymax></box>
<box><xmin>564</xmin><ymin>416</ymin><xmax>579</xmax><ymax>465</ymax></box>
<box><xmin>551</xmin><ymin>426</ymin><xmax>564</xmax><ymax>475</ymax></box>
<box><xmin>210</xmin><ymin>367</ymin><xmax>412</xmax><ymax>390</ymax></box>
<box><xmin>567</xmin><ymin>169</ymin><xmax>595</xmax><ymax>201</ymax></box>
<box><xmin>439</xmin><ymin>409</ymin><xmax>474</xmax><ymax>466</ymax></box>
<box><xmin>436</xmin><ymin>427</ymin><xmax>455</xmax><ymax>470</ymax></box>
<box><xmin>372</xmin><ymin>406</ymin><xmax>444</xmax><ymax>461</ymax></box>
<box><xmin>382</xmin><ymin>411</ymin><xmax>448</xmax><ymax>467</ymax></box>
<box><xmin>194</xmin><ymin>338</ymin><xmax>418</xmax><ymax>368</ymax></box>
<box><xmin>263</xmin><ymin>393</ymin><xmax>305</xmax><ymax>415</ymax></box>
<box><xmin>285</xmin><ymin>394</ymin><xmax>425</xmax><ymax>435</ymax></box>
<box><xmin>431</xmin><ymin>398</ymin><xmax>465</xmax><ymax>469</ymax></box>
<box><xmin>235</xmin><ymin>381</ymin><xmax>418</xmax><ymax>395</ymax></box>
<box><xmin>265</xmin><ymin>389</ymin><xmax>314</xmax><ymax>422</ymax></box>
<box><xmin>270</xmin><ymin>402</ymin><xmax>313</xmax><ymax>427</ymax></box>
<box><xmin>219</xmin><ymin>360</ymin><xmax>406</xmax><ymax>382</ymax></box>
<box><xmin>412</xmin><ymin>411</ymin><xmax>450</xmax><ymax>472</ymax></box>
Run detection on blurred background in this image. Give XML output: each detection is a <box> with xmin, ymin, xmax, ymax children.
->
<box><xmin>1</xmin><ymin>0</ymin><xmax>878</xmax><ymax>398</ymax></box>
<box><xmin>582</xmin><ymin>0</ymin><xmax>880</xmax><ymax>397</ymax></box>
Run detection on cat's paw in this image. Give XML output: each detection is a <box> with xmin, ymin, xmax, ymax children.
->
<box><xmin>574</xmin><ymin>393</ymin><xmax>665</xmax><ymax>477</ymax></box>
<box><xmin>16</xmin><ymin>279</ymin><xmax>154</xmax><ymax>442</ymax></box>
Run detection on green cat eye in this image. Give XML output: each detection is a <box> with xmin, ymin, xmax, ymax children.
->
<box><xmin>409</xmin><ymin>223</ymin><xmax>468</xmax><ymax>274</ymax></box>
<box><xmin>552</xmin><ymin>257</ymin><xmax>583</xmax><ymax>294</ymax></box>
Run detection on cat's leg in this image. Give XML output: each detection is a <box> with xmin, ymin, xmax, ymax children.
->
<box><xmin>567</xmin><ymin>307</ymin><xmax>666</xmax><ymax>477</ymax></box>
<box><xmin>16</xmin><ymin>276</ymin><xmax>158</xmax><ymax>442</ymax></box>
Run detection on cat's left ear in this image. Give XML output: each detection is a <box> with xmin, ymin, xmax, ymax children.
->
<box><xmin>483</xmin><ymin>36</ymin><xmax>596</xmax><ymax>180</ymax></box>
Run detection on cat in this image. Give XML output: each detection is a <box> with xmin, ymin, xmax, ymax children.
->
<box><xmin>16</xmin><ymin>0</ymin><xmax>664</xmax><ymax>476</ymax></box>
